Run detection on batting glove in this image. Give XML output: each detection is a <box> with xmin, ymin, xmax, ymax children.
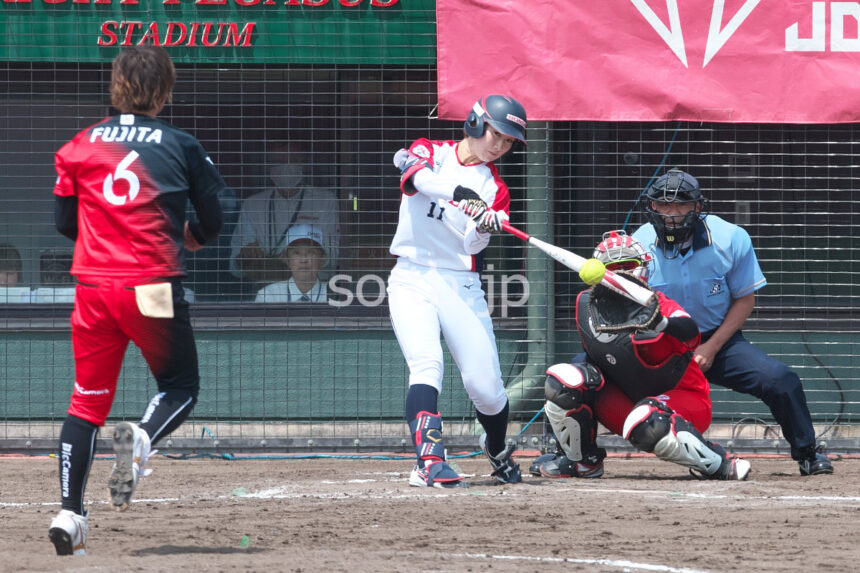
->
<box><xmin>477</xmin><ymin>209</ymin><xmax>509</xmax><ymax>234</ymax></box>
<box><xmin>453</xmin><ymin>186</ymin><xmax>488</xmax><ymax>220</ymax></box>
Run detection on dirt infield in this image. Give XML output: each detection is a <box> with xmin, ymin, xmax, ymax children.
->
<box><xmin>1</xmin><ymin>452</ymin><xmax>858</xmax><ymax>572</ymax></box>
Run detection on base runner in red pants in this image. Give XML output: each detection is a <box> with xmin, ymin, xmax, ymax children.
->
<box><xmin>48</xmin><ymin>46</ymin><xmax>228</xmax><ymax>556</ymax></box>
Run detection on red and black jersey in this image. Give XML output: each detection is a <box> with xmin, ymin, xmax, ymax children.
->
<box><xmin>576</xmin><ymin>290</ymin><xmax>703</xmax><ymax>403</ymax></box>
<box><xmin>53</xmin><ymin>113</ymin><xmax>227</xmax><ymax>278</ymax></box>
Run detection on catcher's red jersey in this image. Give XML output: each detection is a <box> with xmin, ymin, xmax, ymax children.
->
<box><xmin>54</xmin><ymin>113</ymin><xmax>227</xmax><ymax>277</ymax></box>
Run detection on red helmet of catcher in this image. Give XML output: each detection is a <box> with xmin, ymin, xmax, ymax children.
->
<box><xmin>593</xmin><ymin>230</ymin><xmax>652</xmax><ymax>279</ymax></box>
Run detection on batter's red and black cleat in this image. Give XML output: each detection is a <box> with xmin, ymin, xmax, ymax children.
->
<box><xmin>408</xmin><ymin>459</ymin><xmax>465</xmax><ymax>489</ymax></box>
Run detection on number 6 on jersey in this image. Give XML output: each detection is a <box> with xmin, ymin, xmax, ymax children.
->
<box><xmin>103</xmin><ymin>150</ymin><xmax>140</xmax><ymax>206</ymax></box>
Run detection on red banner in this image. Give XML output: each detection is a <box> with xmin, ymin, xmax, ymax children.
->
<box><xmin>437</xmin><ymin>0</ymin><xmax>860</xmax><ymax>123</ymax></box>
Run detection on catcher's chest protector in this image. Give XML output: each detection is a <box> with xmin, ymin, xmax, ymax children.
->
<box><xmin>575</xmin><ymin>291</ymin><xmax>691</xmax><ymax>402</ymax></box>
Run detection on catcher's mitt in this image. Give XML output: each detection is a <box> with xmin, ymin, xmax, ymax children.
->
<box><xmin>589</xmin><ymin>272</ymin><xmax>662</xmax><ymax>333</ymax></box>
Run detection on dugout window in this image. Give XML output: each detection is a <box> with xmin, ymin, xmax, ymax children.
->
<box><xmin>0</xmin><ymin>62</ymin><xmax>532</xmax><ymax>326</ymax></box>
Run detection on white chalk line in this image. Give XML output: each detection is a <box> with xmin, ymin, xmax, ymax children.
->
<box><xmin>6</xmin><ymin>473</ymin><xmax>859</xmax><ymax>507</ymax></box>
<box><xmin>1</xmin><ymin>497</ymin><xmax>181</xmax><ymax>508</ymax></box>
<box><xmin>446</xmin><ymin>552</ymin><xmax>710</xmax><ymax>573</ymax></box>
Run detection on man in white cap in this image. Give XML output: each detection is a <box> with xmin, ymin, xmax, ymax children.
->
<box><xmin>254</xmin><ymin>223</ymin><xmax>328</xmax><ymax>303</ymax></box>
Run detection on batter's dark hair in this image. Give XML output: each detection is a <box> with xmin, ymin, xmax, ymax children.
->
<box><xmin>110</xmin><ymin>46</ymin><xmax>176</xmax><ymax>114</ymax></box>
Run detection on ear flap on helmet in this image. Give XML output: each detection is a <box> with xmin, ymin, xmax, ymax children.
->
<box><xmin>464</xmin><ymin>103</ymin><xmax>485</xmax><ymax>138</ymax></box>
<box><xmin>463</xmin><ymin>95</ymin><xmax>528</xmax><ymax>143</ymax></box>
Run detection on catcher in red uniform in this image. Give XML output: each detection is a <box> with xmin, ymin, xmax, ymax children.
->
<box><xmin>48</xmin><ymin>46</ymin><xmax>228</xmax><ymax>556</ymax></box>
<box><xmin>532</xmin><ymin>230</ymin><xmax>751</xmax><ymax>481</ymax></box>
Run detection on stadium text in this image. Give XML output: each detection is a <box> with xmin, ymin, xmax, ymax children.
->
<box><xmin>98</xmin><ymin>21</ymin><xmax>256</xmax><ymax>47</ymax></box>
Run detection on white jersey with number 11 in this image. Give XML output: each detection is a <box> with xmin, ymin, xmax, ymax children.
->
<box><xmin>389</xmin><ymin>138</ymin><xmax>510</xmax><ymax>272</ymax></box>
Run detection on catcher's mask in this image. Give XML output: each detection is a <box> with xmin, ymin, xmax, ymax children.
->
<box><xmin>593</xmin><ymin>230</ymin><xmax>651</xmax><ymax>279</ymax></box>
<box><xmin>640</xmin><ymin>169</ymin><xmax>709</xmax><ymax>258</ymax></box>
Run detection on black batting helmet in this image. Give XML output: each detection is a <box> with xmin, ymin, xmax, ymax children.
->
<box><xmin>464</xmin><ymin>95</ymin><xmax>527</xmax><ymax>144</ymax></box>
<box><xmin>640</xmin><ymin>169</ymin><xmax>710</xmax><ymax>256</ymax></box>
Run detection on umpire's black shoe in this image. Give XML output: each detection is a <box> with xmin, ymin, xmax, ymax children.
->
<box><xmin>798</xmin><ymin>445</ymin><xmax>834</xmax><ymax>476</ymax></box>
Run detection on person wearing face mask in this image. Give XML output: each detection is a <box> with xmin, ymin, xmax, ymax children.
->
<box><xmin>631</xmin><ymin>169</ymin><xmax>833</xmax><ymax>477</ymax></box>
<box><xmin>229</xmin><ymin>144</ymin><xmax>339</xmax><ymax>286</ymax></box>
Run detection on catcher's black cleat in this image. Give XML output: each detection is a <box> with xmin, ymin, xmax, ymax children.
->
<box><xmin>798</xmin><ymin>445</ymin><xmax>834</xmax><ymax>476</ymax></box>
<box><xmin>480</xmin><ymin>434</ymin><xmax>522</xmax><ymax>484</ymax></box>
<box><xmin>539</xmin><ymin>450</ymin><xmax>605</xmax><ymax>479</ymax></box>
<box><xmin>529</xmin><ymin>452</ymin><xmax>559</xmax><ymax>476</ymax></box>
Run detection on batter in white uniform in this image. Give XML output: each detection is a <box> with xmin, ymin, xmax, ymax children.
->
<box><xmin>388</xmin><ymin>94</ymin><xmax>527</xmax><ymax>488</ymax></box>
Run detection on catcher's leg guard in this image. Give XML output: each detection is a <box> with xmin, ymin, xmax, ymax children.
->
<box><xmin>542</xmin><ymin>362</ymin><xmax>606</xmax><ymax>478</ymax></box>
<box><xmin>544</xmin><ymin>362</ymin><xmax>603</xmax><ymax>462</ymax></box>
<box><xmin>623</xmin><ymin>398</ymin><xmax>750</xmax><ymax>480</ymax></box>
<box><xmin>408</xmin><ymin>411</ymin><xmax>464</xmax><ymax>488</ymax></box>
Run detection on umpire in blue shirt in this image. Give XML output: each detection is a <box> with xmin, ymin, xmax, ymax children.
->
<box><xmin>632</xmin><ymin>169</ymin><xmax>833</xmax><ymax>476</ymax></box>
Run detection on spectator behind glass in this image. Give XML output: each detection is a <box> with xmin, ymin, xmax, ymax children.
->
<box><xmin>230</xmin><ymin>143</ymin><xmax>339</xmax><ymax>286</ymax></box>
<box><xmin>254</xmin><ymin>223</ymin><xmax>328</xmax><ymax>303</ymax></box>
<box><xmin>0</xmin><ymin>242</ymin><xmax>22</xmax><ymax>287</ymax></box>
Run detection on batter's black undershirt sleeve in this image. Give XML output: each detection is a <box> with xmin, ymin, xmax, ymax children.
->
<box><xmin>663</xmin><ymin>315</ymin><xmax>699</xmax><ymax>343</ymax></box>
<box><xmin>188</xmin><ymin>192</ymin><xmax>224</xmax><ymax>246</ymax></box>
<box><xmin>55</xmin><ymin>196</ymin><xmax>79</xmax><ymax>241</ymax></box>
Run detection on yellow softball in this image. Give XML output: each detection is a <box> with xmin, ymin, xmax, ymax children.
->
<box><xmin>579</xmin><ymin>258</ymin><xmax>606</xmax><ymax>286</ymax></box>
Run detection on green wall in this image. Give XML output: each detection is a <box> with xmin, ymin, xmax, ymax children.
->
<box><xmin>1</xmin><ymin>329</ymin><xmax>855</xmax><ymax>424</ymax></box>
<box><xmin>0</xmin><ymin>329</ymin><xmax>524</xmax><ymax>422</ymax></box>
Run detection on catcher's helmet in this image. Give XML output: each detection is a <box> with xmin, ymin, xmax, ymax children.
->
<box><xmin>640</xmin><ymin>169</ymin><xmax>710</xmax><ymax>256</ymax></box>
<box><xmin>593</xmin><ymin>230</ymin><xmax>651</xmax><ymax>279</ymax></box>
<box><xmin>464</xmin><ymin>95</ymin><xmax>527</xmax><ymax>144</ymax></box>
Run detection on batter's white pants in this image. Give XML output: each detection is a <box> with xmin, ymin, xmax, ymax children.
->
<box><xmin>387</xmin><ymin>260</ymin><xmax>507</xmax><ymax>415</ymax></box>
